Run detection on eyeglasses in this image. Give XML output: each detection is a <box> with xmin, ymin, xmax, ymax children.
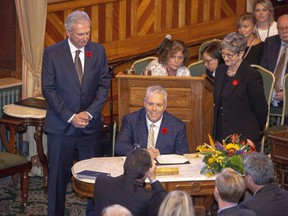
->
<box><xmin>220</xmin><ymin>51</ymin><xmax>236</xmax><ymax>59</ymax></box>
<box><xmin>277</xmin><ymin>26</ymin><xmax>288</xmax><ymax>33</ymax></box>
<box><xmin>203</xmin><ymin>58</ymin><xmax>215</xmax><ymax>64</ymax></box>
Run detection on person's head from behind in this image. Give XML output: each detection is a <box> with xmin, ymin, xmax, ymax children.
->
<box><xmin>201</xmin><ymin>41</ymin><xmax>223</xmax><ymax>72</ymax></box>
<box><xmin>220</xmin><ymin>32</ymin><xmax>246</xmax><ymax>67</ymax></box>
<box><xmin>158</xmin><ymin>190</ymin><xmax>194</xmax><ymax>216</ymax></box>
<box><xmin>158</xmin><ymin>40</ymin><xmax>190</xmax><ymax>72</ymax></box>
<box><xmin>124</xmin><ymin>148</ymin><xmax>152</xmax><ymax>181</ymax></box>
<box><xmin>277</xmin><ymin>14</ymin><xmax>288</xmax><ymax>43</ymax></box>
<box><xmin>214</xmin><ymin>168</ymin><xmax>246</xmax><ymax>204</ymax></box>
<box><xmin>237</xmin><ymin>12</ymin><xmax>257</xmax><ymax>39</ymax></box>
<box><xmin>253</xmin><ymin>0</ymin><xmax>274</xmax><ymax>25</ymax></box>
<box><xmin>243</xmin><ymin>153</ymin><xmax>274</xmax><ymax>191</ymax></box>
<box><xmin>102</xmin><ymin>204</ymin><xmax>133</xmax><ymax>216</ymax></box>
<box><xmin>144</xmin><ymin>85</ymin><xmax>167</xmax><ymax>123</ymax></box>
<box><xmin>65</xmin><ymin>10</ymin><xmax>92</xmax><ymax>49</ymax></box>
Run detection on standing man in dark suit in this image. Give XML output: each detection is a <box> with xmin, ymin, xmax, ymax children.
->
<box><xmin>260</xmin><ymin>14</ymin><xmax>288</xmax><ymax>104</ymax></box>
<box><xmin>94</xmin><ymin>148</ymin><xmax>167</xmax><ymax>216</ymax></box>
<box><xmin>115</xmin><ymin>85</ymin><xmax>189</xmax><ymax>159</ymax></box>
<box><xmin>42</xmin><ymin>11</ymin><xmax>111</xmax><ymax>216</ymax></box>
<box><xmin>239</xmin><ymin>153</ymin><xmax>288</xmax><ymax>216</ymax></box>
<box><xmin>214</xmin><ymin>168</ymin><xmax>256</xmax><ymax>216</ymax></box>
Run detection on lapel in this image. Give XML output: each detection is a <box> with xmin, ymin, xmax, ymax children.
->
<box><xmin>83</xmin><ymin>42</ymin><xmax>93</xmax><ymax>88</ymax></box>
<box><xmin>214</xmin><ymin>64</ymin><xmax>227</xmax><ymax>106</ymax></box>
<box><xmin>221</xmin><ymin>61</ymin><xmax>245</xmax><ymax>99</ymax></box>
<box><xmin>155</xmin><ymin>112</ymin><xmax>168</xmax><ymax>146</ymax></box>
<box><xmin>138</xmin><ymin>109</ymin><xmax>149</xmax><ymax>146</ymax></box>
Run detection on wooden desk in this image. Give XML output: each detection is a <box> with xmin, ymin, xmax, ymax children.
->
<box><xmin>72</xmin><ymin>154</ymin><xmax>215</xmax><ymax>215</ymax></box>
<box><xmin>268</xmin><ymin>131</ymin><xmax>288</xmax><ymax>190</ymax></box>
<box><xmin>2</xmin><ymin>104</ymin><xmax>48</xmax><ymax>192</ymax></box>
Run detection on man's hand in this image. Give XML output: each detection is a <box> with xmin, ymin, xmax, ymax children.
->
<box><xmin>274</xmin><ymin>90</ymin><xmax>284</xmax><ymax>101</ymax></box>
<box><xmin>71</xmin><ymin>111</ymin><xmax>90</xmax><ymax>128</ymax></box>
<box><xmin>148</xmin><ymin>159</ymin><xmax>157</xmax><ymax>182</ymax></box>
<box><xmin>147</xmin><ymin>148</ymin><xmax>160</xmax><ymax>159</ymax></box>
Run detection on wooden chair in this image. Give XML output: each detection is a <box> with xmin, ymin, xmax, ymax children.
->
<box><xmin>0</xmin><ymin>118</ymin><xmax>32</xmax><ymax>207</ymax></box>
<box><xmin>251</xmin><ymin>64</ymin><xmax>275</xmax><ymax>153</ymax></box>
<box><xmin>198</xmin><ymin>38</ymin><xmax>222</xmax><ymax>60</ymax></box>
<box><xmin>131</xmin><ymin>56</ymin><xmax>157</xmax><ymax>75</ymax></box>
<box><xmin>187</xmin><ymin>60</ymin><xmax>206</xmax><ymax>77</ymax></box>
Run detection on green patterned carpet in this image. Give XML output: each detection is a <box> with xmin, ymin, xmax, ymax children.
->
<box><xmin>0</xmin><ymin>176</ymin><xmax>86</xmax><ymax>216</ymax></box>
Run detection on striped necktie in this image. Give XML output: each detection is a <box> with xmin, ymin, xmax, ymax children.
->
<box><xmin>147</xmin><ymin>124</ymin><xmax>155</xmax><ymax>149</ymax></box>
<box><xmin>274</xmin><ymin>44</ymin><xmax>288</xmax><ymax>92</ymax></box>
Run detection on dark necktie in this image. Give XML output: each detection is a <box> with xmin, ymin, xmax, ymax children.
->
<box><xmin>75</xmin><ymin>50</ymin><xmax>83</xmax><ymax>85</ymax></box>
<box><xmin>274</xmin><ymin>44</ymin><xmax>288</xmax><ymax>92</ymax></box>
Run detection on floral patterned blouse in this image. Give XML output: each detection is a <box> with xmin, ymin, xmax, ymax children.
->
<box><xmin>144</xmin><ymin>59</ymin><xmax>191</xmax><ymax>76</ymax></box>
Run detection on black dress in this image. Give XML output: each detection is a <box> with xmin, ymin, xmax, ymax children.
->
<box><xmin>244</xmin><ymin>42</ymin><xmax>264</xmax><ymax>65</ymax></box>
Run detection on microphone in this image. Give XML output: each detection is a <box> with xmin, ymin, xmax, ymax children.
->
<box><xmin>155</xmin><ymin>34</ymin><xmax>171</xmax><ymax>55</ymax></box>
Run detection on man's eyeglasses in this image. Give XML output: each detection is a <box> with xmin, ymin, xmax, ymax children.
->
<box><xmin>220</xmin><ymin>51</ymin><xmax>236</xmax><ymax>59</ymax></box>
<box><xmin>277</xmin><ymin>26</ymin><xmax>288</xmax><ymax>33</ymax></box>
<box><xmin>203</xmin><ymin>58</ymin><xmax>215</xmax><ymax>64</ymax></box>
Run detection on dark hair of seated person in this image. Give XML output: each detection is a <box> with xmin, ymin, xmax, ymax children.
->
<box><xmin>124</xmin><ymin>148</ymin><xmax>152</xmax><ymax>179</ymax></box>
<box><xmin>201</xmin><ymin>41</ymin><xmax>224</xmax><ymax>65</ymax></box>
<box><xmin>158</xmin><ymin>40</ymin><xmax>190</xmax><ymax>66</ymax></box>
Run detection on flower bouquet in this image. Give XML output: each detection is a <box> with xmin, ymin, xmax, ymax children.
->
<box><xmin>196</xmin><ymin>134</ymin><xmax>256</xmax><ymax>176</ymax></box>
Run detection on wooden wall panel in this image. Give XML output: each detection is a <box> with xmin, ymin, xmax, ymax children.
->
<box><xmin>46</xmin><ymin>0</ymin><xmax>245</xmax><ymax>63</ymax></box>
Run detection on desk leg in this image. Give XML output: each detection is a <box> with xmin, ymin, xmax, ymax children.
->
<box><xmin>34</xmin><ymin>125</ymin><xmax>48</xmax><ymax>193</ymax></box>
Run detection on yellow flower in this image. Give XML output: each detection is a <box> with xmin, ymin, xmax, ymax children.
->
<box><xmin>226</xmin><ymin>143</ymin><xmax>240</xmax><ymax>150</ymax></box>
<box><xmin>208</xmin><ymin>157</ymin><xmax>215</xmax><ymax>164</ymax></box>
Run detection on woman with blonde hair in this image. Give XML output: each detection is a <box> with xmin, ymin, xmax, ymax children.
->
<box><xmin>253</xmin><ymin>0</ymin><xmax>278</xmax><ymax>41</ymax></box>
<box><xmin>158</xmin><ymin>190</ymin><xmax>194</xmax><ymax>216</ymax></box>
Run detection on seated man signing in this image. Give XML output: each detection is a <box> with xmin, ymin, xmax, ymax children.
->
<box><xmin>93</xmin><ymin>148</ymin><xmax>167</xmax><ymax>216</ymax></box>
<box><xmin>115</xmin><ymin>85</ymin><xmax>189</xmax><ymax>158</ymax></box>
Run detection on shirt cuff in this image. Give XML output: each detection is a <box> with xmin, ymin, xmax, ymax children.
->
<box><xmin>150</xmin><ymin>179</ymin><xmax>159</xmax><ymax>184</ymax></box>
<box><xmin>86</xmin><ymin>111</ymin><xmax>93</xmax><ymax>120</ymax></box>
<box><xmin>67</xmin><ymin>114</ymin><xmax>75</xmax><ymax>123</ymax></box>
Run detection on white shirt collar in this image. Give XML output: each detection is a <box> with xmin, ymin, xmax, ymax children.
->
<box><xmin>67</xmin><ymin>38</ymin><xmax>85</xmax><ymax>53</ymax></box>
<box><xmin>146</xmin><ymin>115</ymin><xmax>163</xmax><ymax>128</ymax></box>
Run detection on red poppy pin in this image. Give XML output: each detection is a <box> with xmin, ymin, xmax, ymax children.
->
<box><xmin>161</xmin><ymin>128</ymin><xmax>168</xmax><ymax>134</ymax></box>
<box><xmin>232</xmin><ymin>79</ymin><xmax>239</xmax><ymax>86</ymax></box>
<box><xmin>86</xmin><ymin>51</ymin><xmax>92</xmax><ymax>58</ymax></box>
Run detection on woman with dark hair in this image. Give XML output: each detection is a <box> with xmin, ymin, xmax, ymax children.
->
<box><xmin>144</xmin><ymin>40</ymin><xmax>190</xmax><ymax>76</ymax></box>
<box><xmin>213</xmin><ymin>32</ymin><xmax>268</xmax><ymax>151</ymax></box>
<box><xmin>201</xmin><ymin>41</ymin><xmax>224</xmax><ymax>78</ymax></box>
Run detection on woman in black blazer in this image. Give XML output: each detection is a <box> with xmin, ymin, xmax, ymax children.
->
<box><xmin>213</xmin><ymin>32</ymin><xmax>268</xmax><ymax>150</ymax></box>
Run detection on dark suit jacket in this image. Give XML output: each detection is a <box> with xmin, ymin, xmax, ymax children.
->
<box><xmin>115</xmin><ymin>108</ymin><xmax>189</xmax><ymax>155</ymax></box>
<box><xmin>42</xmin><ymin>39</ymin><xmax>111</xmax><ymax>135</ymax></box>
<box><xmin>93</xmin><ymin>175</ymin><xmax>167</xmax><ymax>216</ymax></box>
<box><xmin>239</xmin><ymin>184</ymin><xmax>288</xmax><ymax>216</ymax></box>
<box><xmin>260</xmin><ymin>34</ymin><xmax>288</xmax><ymax>74</ymax></box>
<box><xmin>213</xmin><ymin>61</ymin><xmax>268</xmax><ymax>142</ymax></box>
<box><xmin>218</xmin><ymin>205</ymin><xmax>256</xmax><ymax>216</ymax></box>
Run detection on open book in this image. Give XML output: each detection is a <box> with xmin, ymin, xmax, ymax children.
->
<box><xmin>156</xmin><ymin>154</ymin><xmax>189</xmax><ymax>165</ymax></box>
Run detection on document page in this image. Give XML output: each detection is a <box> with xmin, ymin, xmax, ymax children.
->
<box><xmin>156</xmin><ymin>154</ymin><xmax>189</xmax><ymax>165</ymax></box>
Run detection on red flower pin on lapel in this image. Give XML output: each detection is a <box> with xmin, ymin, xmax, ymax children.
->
<box><xmin>86</xmin><ymin>51</ymin><xmax>92</xmax><ymax>58</ymax></box>
<box><xmin>232</xmin><ymin>79</ymin><xmax>239</xmax><ymax>86</ymax></box>
<box><xmin>161</xmin><ymin>128</ymin><xmax>168</xmax><ymax>134</ymax></box>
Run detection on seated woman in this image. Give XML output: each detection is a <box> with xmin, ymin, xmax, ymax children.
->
<box><xmin>201</xmin><ymin>41</ymin><xmax>224</xmax><ymax>79</ymax></box>
<box><xmin>237</xmin><ymin>12</ymin><xmax>264</xmax><ymax>65</ymax></box>
<box><xmin>144</xmin><ymin>40</ymin><xmax>191</xmax><ymax>76</ymax></box>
